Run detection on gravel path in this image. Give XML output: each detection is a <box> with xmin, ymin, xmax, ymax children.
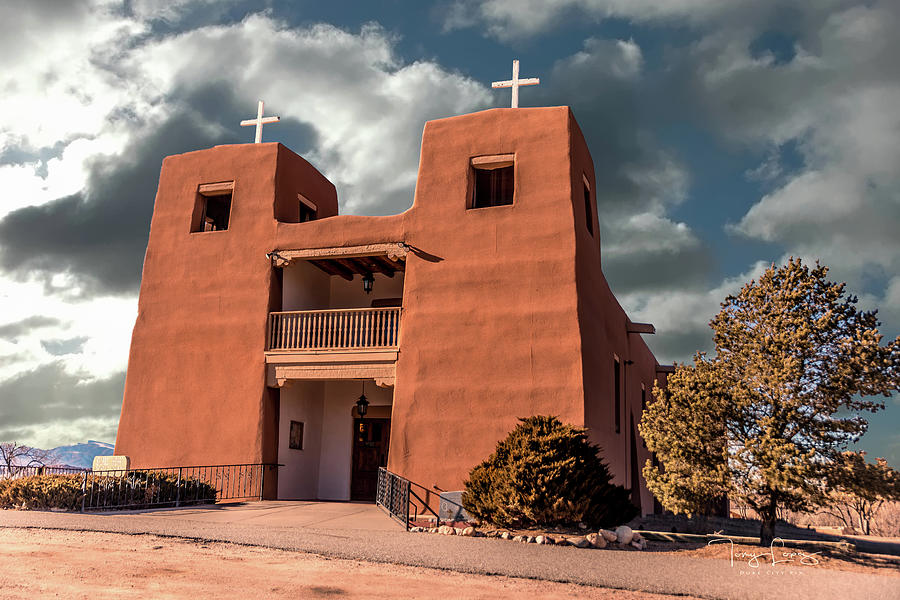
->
<box><xmin>1</xmin><ymin>507</ymin><xmax>897</xmax><ymax>600</ymax></box>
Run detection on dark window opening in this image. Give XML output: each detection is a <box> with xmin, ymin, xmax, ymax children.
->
<box><xmin>471</xmin><ymin>164</ymin><xmax>514</xmax><ymax>208</ymax></box>
<box><xmin>641</xmin><ymin>386</ymin><xmax>647</xmax><ymax>448</ymax></box>
<box><xmin>614</xmin><ymin>357</ymin><xmax>621</xmax><ymax>434</ymax></box>
<box><xmin>584</xmin><ymin>180</ymin><xmax>593</xmax><ymax>235</ymax></box>
<box><xmin>289</xmin><ymin>420</ymin><xmax>304</xmax><ymax>450</ymax></box>
<box><xmin>298</xmin><ymin>194</ymin><xmax>317</xmax><ymax>222</ymax></box>
<box><xmin>192</xmin><ymin>182</ymin><xmax>233</xmax><ymax>233</ymax></box>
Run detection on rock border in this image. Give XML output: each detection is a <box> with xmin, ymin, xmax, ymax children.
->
<box><xmin>408</xmin><ymin>523</ymin><xmax>647</xmax><ymax>551</ymax></box>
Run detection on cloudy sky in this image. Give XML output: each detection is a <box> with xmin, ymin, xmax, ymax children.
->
<box><xmin>1</xmin><ymin>0</ymin><xmax>897</xmax><ymax>462</ymax></box>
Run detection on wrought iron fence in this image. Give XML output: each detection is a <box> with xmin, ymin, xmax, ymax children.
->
<box><xmin>0</xmin><ymin>465</ymin><xmax>87</xmax><ymax>479</ymax></box>
<box><xmin>376</xmin><ymin>467</ymin><xmax>441</xmax><ymax>530</ymax></box>
<box><xmin>1</xmin><ymin>463</ymin><xmax>278</xmax><ymax>511</ymax></box>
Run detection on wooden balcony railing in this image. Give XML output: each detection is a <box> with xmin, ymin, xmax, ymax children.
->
<box><xmin>267</xmin><ymin>307</ymin><xmax>401</xmax><ymax>351</ymax></box>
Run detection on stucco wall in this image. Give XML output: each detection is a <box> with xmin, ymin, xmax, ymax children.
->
<box><xmin>278</xmin><ymin>380</ymin><xmax>324</xmax><ymax>499</ymax></box>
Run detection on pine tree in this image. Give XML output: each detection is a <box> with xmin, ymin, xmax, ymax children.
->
<box><xmin>641</xmin><ymin>259</ymin><xmax>900</xmax><ymax>545</ymax></box>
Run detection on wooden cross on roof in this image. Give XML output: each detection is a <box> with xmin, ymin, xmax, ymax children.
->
<box><xmin>240</xmin><ymin>100</ymin><xmax>280</xmax><ymax>143</ymax></box>
<box><xmin>492</xmin><ymin>59</ymin><xmax>540</xmax><ymax>108</ymax></box>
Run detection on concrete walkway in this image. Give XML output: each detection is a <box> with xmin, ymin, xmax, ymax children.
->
<box><xmin>97</xmin><ymin>500</ymin><xmax>402</xmax><ymax>530</ymax></box>
<box><xmin>1</xmin><ymin>502</ymin><xmax>897</xmax><ymax>600</ymax></box>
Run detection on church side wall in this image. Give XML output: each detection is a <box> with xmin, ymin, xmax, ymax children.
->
<box><xmin>569</xmin><ymin>113</ymin><xmax>661</xmax><ymax>513</ymax></box>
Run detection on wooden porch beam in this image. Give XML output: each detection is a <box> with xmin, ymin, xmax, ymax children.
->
<box><xmin>309</xmin><ymin>259</ymin><xmax>354</xmax><ymax>281</ymax></box>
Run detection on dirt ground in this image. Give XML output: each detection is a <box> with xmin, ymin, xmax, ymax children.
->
<box><xmin>0</xmin><ymin>528</ymin><xmax>695</xmax><ymax>600</ymax></box>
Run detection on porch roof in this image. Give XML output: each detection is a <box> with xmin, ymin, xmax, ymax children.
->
<box><xmin>269</xmin><ymin>243</ymin><xmax>408</xmax><ymax>281</ymax></box>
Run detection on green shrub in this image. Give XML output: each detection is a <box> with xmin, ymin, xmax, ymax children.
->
<box><xmin>0</xmin><ymin>472</ymin><xmax>217</xmax><ymax>511</ymax></box>
<box><xmin>462</xmin><ymin>415</ymin><xmax>638</xmax><ymax>528</ymax></box>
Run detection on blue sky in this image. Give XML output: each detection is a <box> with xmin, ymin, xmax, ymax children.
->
<box><xmin>0</xmin><ymin>0</ymin><xmax>897</xmax><ymax>463</ymax></box>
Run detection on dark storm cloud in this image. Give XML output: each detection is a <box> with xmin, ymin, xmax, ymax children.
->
<box><xmin>0</xmin><ymin>316</ymin><xmax>62</xmax><ymax>340</ymax></box>
<box><xmin>525</xmin><ymin>39</ymin><xmax>718</xmax><ymax>296</ymax></box>
<box><xmin>0</xmin><ymin>363</ymin><xmax>125</xmax><ymax>441</ymax></box>
<box><xmin>0</xmin><ymin>83</ymin><xmax>318</xmax><ymax>295</ymax></box>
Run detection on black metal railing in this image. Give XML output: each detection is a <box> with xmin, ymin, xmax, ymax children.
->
<box><xmin>1</xmin><ymin>463</ymin><xmax>278</xmax><ymax>511</ymax></box>
<box><xmin>376</xmin><ymin>467</ymin><xmax>441</xmax><ymax>530</ymax></box>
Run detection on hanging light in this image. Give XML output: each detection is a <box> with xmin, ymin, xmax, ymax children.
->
<box><xmin>356</xmin><ymin>381</ymin><xmax>369</xmax><ymax>420</ymax></box>
<box><xmin>362</xmin><ymin>272</ymin><xmax>374</xmax><ymax>294</ymax></box>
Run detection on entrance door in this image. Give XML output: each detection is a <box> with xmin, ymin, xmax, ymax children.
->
<box><xmin>350</xmin><ymin>418</ymin><xmax>390</xmax><ymax>501</ymax></box>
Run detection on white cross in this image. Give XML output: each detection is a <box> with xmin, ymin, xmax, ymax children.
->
<box><xmin>492</xmin><ymin>59</ymin><xmax>540</xmax><ymax>108</ymax></box>
<box><xmin>240</xmin><ymin>100</ymin><xmax>280</xmax><ymax>143</ymax></box>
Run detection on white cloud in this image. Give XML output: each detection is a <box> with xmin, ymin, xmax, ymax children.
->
<box><xmin>133</xmin><ymin>16</ymin><xmax>490</xmax><ymax>213</ymax></box>
<box><xmin>719</xmin><ymin>4</ymin><xmax>900</xmax><ymax>307</ymax></box>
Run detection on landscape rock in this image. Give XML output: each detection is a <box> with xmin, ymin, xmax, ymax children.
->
<box><xmin>615</xmin><ymin>525</ymin><xmax>634</xmax><ymax>545</ymax></box>
<box><xmin>585</xmin><ymin>532</ymin><xmax>607</xmax><ymax>549</ymax></box>
<box><xmin>438</xmin><ymin>525</ymin><xmax>455</xmax><ymax>535</ymax></box>
<box><xmin>534</xmin><ymin>535</ymin><xmax>546</xmax><ymax>545</ymax></box>
<box><xmin>512</xmin><ymin>535</ymin><xmax>525</xmax><ymax>543</ymax></box>
<box><xmin>500</xmin><ymin>532</ymin><xmax>511</xmax><ymax>540</ymax></box>
<box><xmin>577</xmin><ymin>522</ymin><xmax>588</xmax><ymax>529</ymax></box>
<box><xmin>600</xmin><ymin>530</ymin><xmax>617</xmax><ymax>543</ymax></box>
<box><xmin>454</xmin><ymin>527</ymin><xmax>464</xmax><ymax>535</ymax></box>
<box><xmin>525</xmin><ymin>536</ymin><xmax>535</xmax><ymax>543</ymax></box>
<box><xmin>567</xmin><ymin>537</ymin><xmax>590</xmax><ymax>548</ymax></box>
<box><xmin>630</xmin><ymin>540</ymin><xmax>643</xmax><ymax>550</ymax></box>
<box><xmin>461</xmin><ymin>527</ymin><xmax>475</xmax><ymax>537</ymax></box>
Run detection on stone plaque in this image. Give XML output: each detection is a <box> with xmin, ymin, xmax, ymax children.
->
<box><xmin>438</xmin><ymin>490</ymin><xmax>472</xmax><ymax>521</ymax></box>
<box><xmin>92</xmin><ymin>455</ymin><xmax>130</xmax><ymax>472</ymax></box>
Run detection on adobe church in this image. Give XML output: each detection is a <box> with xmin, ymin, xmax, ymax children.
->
<box><xmin>114</xmin><ymin>104</ymin><xmax>668</xmax><ymax>514</ymax></box>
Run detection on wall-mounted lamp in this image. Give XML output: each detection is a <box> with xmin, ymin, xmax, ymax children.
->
<box><xmin>362</xmin><ymin>272</ymin><xmax>375</xmax><ymax>294</ymax></box>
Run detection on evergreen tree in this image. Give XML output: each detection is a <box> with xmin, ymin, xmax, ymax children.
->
<box><xmin>463</xmin><ymin>415</ymin><xmax>637</xmax><ymax>528</ymax></box>
<box><xmin>641</xmin><ymin>258</ymin><xmax>900</xmax><ymax>545</ymax></box>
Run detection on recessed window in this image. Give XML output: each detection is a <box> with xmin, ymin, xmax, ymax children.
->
<box><xmin>298</xmin><ymin>193</ymin><xmax>317</xmax><ymax>222</ymax></box>
<box><xmin>470</xmin><ymin>154</ymin><xmax>514</xmax><ymax>208</ymax></box>
<box><xmin>289</xmin><ymin>420</ymin><xmax>304</xmax><ymax>450</ymax></box>
<box><xmin>614</xmin><ymin>357</ymin><xmax>621</xmax><ymax>434</ymax></box>
<box><xmin>192</xmin><ymin>181</ymin><xmax>233</xmax><ymax>233</ymax></box>
<box><xmin>583</xmin><ymin>174</ymin><xmax>594</xmax><ymax>235</ymax></box>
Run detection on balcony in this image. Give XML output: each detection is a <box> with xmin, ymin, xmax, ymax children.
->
<box><xmin>265</xmin><ymin>307</ymin><xmax>401</xmax><ymax>387</ymax></box>
<box><xmin>268</xmin><ymin>307</ymin><xmax>401</xmax><ymax>351</ymax></box>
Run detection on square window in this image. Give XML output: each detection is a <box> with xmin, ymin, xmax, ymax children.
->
<box><xmin>192</xmin><ymin>181</ymin><xmax>233</xmax><ymax>233</ymax></box>
<box><xmin>470</xmin><ymin>155</ymin><xmax>514</xmax><ymax>208</ymax></box>
<box><xmin>289</xmin><ymin>420</ymin><xmax>304</xmax><ymax>450</ymax></box>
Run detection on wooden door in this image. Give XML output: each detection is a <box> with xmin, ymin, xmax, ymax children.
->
<box><xmin>350</xmin><ymin>418</ymin><xmax>390</xmax><ymax>501</ymax></box>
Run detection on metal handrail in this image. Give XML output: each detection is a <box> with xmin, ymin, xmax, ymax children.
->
<box><xmin>376</xmin><ymin>467</ymin><xmax>441</xmax><ymax>530</ymax></box>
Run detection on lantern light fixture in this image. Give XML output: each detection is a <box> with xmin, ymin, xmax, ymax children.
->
<box><xmin>356</xmin><ymin>382</ymin><xmax>369</xmax><ymax>420</ymax></box>
<box><xmin>362</xmin><ymin>272</ymin><xmax>374</xmax><ymax>294</ymax></box>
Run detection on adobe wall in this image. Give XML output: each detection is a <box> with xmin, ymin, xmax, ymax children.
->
<box><xmin>387</xmin><ymin>107</ymin><xmax>587</xmax><ymax>491</ymax></box>
<box><xmin>568</xmin><ymin>112</ymin><xmax>660</xmax><ymax>512</ymax></box>
<box><xmin>115</xmin><ymin>144</ymin><xmax>338</xmax><ymax>473</ymax></box>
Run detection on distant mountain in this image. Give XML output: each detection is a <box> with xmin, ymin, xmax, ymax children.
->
<box><xmin>49</xmin><ymin>440</ymin><xmax>114</xmax><ymax>469</ymax></box>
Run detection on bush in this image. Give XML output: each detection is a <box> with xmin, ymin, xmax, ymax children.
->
<box><xmin>462</xmin><ymin>415</ymin><xmax>638</xmax><ymax>528</ymax></box>
<box><xmin>0</xmin><ymin>475</ymin><xmax>84</xmax><ymax>510</ymax></box>
<box><xmin>0</xmin><ymin>472</ymin><xmax>217</xmax><ymax>511</ymax></box>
